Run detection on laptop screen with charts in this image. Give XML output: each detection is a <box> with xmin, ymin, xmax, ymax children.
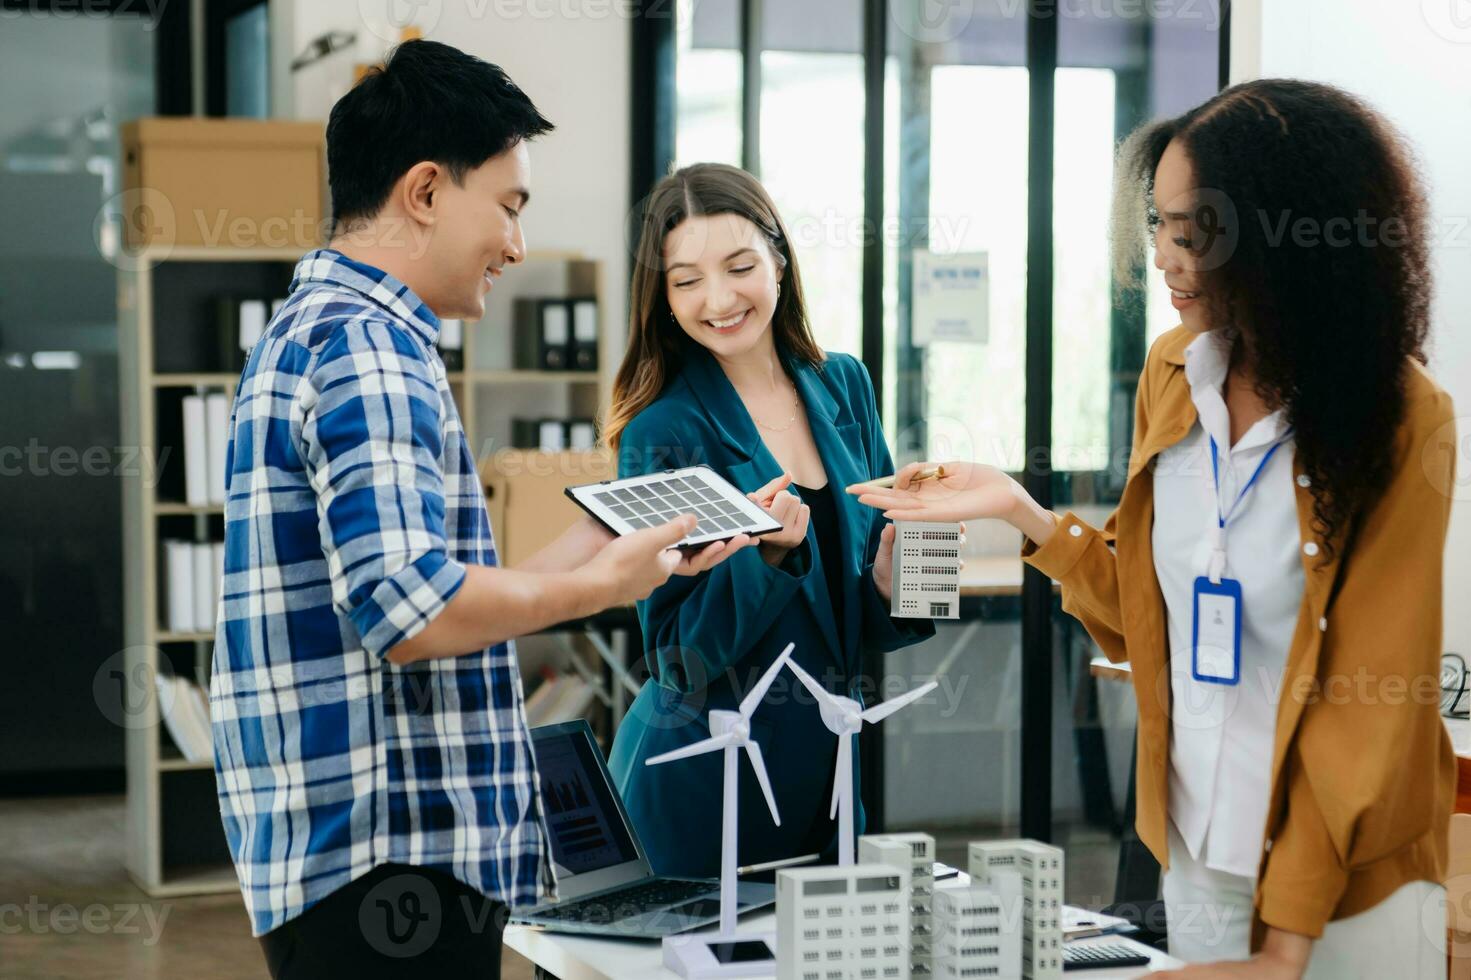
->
<box><xmin>564</xmin><ymin>465</ymin><xmax>784</xmax><ymax>550</ymax></box>
<box><xmin>530</xmin><ymin>720</ymin><xmax>652</xmax><ymax>898</ymax></box>
<box><xmin>520</xmin><ymin>720</ymin><xmax>777</xmax><ymax>937</ymax></box>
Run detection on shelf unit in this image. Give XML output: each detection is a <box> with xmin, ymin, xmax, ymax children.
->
<box><xmin>119</xmin><ymin>245</ymin><xmax>617</xmax><ymax>896</ymax></box>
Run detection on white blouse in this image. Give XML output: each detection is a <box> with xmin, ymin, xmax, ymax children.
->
<box><xmin>1151</xmin><ymin>329</ymin><xmax>1306</xmax><ymax>879</ymax></box>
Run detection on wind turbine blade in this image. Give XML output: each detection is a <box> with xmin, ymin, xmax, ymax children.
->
<box><xmin>742</xmin><ymin>741</ymin><xmax>781</xmax><ymax>827</ymax></box>
<box><xmin>830</xmin><ymin>734</ymin><xmax>850</xmax><ymax>820</ymax></box>
<box><xmin>786</xmin><ymin>655</ymin><xmax>841</xmax><ymax>709</ymax></box>
<box><xmin>860</xmin><ymin>680</ymin><xmax>938</xmax><ymax>725</ymax></box>
<box><xmin>645</xmin><ymin>732</ymin><xmax>737</xmax><ymax>766</ymax></box>
<box><xmin>740</xmin><ymin>642</ymin><xmax>795</xmax><ymax>718</ymax></box>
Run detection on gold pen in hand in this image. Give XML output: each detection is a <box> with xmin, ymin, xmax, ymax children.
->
<box><xmin>854</xmin><ymin>465</ymin><xmax>946</xmax><ymax>491</ymax></box>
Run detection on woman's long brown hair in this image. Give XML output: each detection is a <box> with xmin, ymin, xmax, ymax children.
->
<box><xmin>604</xmin><ymin>163</ymin><xmax>825</xmax><ymax>452</ymax></box>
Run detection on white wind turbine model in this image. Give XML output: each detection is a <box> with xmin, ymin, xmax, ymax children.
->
<box><xmin>785</xmin><ymin>658</ymin><xmax>938</xmax><ymax>866</ymax></box>
<box><xmin>646</xmin><ymin>642</ymin><xmax>794</xmax><ymax>978</ymax></box>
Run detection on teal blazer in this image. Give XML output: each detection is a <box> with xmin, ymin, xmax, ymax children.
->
<box><xmin>607</xmin><ymin>341</ymin><xmax>934</xmax><ymax>878</ymax></box>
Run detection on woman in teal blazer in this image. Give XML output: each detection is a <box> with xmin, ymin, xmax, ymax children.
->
<box><xmin>605</xmin><ymin>164</ymin><xmax>934</xmax><ymax>877</ymax></box>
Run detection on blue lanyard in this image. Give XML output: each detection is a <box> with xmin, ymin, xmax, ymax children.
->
<box><xmin>1207</xmin><ymin>431</ymin><xmax>1291</xmax><ymax>530</ymax></box>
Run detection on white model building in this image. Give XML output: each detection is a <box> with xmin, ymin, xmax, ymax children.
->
<box><xmin>931</xmin><ymin>876</ymin><xmax>1023</xmax><ymax>980</ymax></box>
<box><xmin>859</xmin><ymin>833</ymin><xmax>936</xmax><ymax>977</ymax></box>
<box><xmin>776</xmin><ymin>863</ymin><xmax>912</xmax><ymax>980</ymax></box>
<box><xmin>966</xmin><ymin>840</ymin><xmax>1063</xmax><ymax>980</ymax></box>
<box><xmin>891</xmin><ymin>521</ymin><xmax>962</xmax><ymax>620</ymax></box>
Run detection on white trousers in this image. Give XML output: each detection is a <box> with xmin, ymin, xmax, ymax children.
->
<box><xmin>1162</xmin><ymin>822</ymin><xmax>1445</xmax><ymax>978</ymax></box>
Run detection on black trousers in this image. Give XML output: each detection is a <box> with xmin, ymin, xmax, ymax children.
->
<box><xmin>258</xmin><ymin>863</ymin><xmax>507</xmax><ymax>979</ymax></box>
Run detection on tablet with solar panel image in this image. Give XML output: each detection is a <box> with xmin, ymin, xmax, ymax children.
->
<box><xmin>565</xmin><ymin>466</ymin><xmax>785</xmax><ymax>550</ymax></box>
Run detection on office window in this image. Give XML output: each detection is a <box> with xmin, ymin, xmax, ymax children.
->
<box><xmin>0</xmin><ymin>7</ymin><xmax>158</xmax><ymax>783</ymax></box>
<box><xmin>675</xmin><ymin>0</ymin><xmax>742</xmax><ymax>167</ymax></box>
<box><xmin>675</xmin><ymin>0</ymin><xmax>866</xmax><ymax>358</ymax></box>
<box><xmin>1051</xmin><ymin>68</ymin><xmax>1115</xmax><ymax>471</ymax></box>
<box><xmin>760</xmin><ymin>46</ymin><xmax>865</xmax><ymax>357</ymax></box>
<box><xmin>922</xmin><ymin>65</ymin><xmax>1029</xmax><ymax>467</ymax></box>
<box><xmin>225</xmin><ymin>3</ymin><xmax>270</xmax><ymax>118</ymax></box>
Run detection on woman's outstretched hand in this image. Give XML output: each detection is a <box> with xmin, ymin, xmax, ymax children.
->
<box><xmin>846</xmin><ymin>461</ymin><xmax>1058</xmax><ymax>546</ymax></box>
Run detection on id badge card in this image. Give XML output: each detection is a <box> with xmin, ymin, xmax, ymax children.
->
<box><xmin>1191</xmin><ymin>576</ymin><xmax>1242</xmax><ymax>686</ymax></box>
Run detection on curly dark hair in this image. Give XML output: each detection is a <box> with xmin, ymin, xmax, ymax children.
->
<box><xmin>1112</xmin><ymin>78</ymin><xmax>1432</xmax><ymax>556</ymax></box>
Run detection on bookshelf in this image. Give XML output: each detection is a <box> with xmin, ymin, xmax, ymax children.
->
<box><xmin>119</xmin><ymin>246</ymin><xmax>616</xmax><ymax>896</ymax></box>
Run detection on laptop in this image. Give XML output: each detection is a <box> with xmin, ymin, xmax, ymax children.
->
<box><xmin>513</xmin><ymin>720</ymin><xmax>776</xmax><ymax>938</ymax></box>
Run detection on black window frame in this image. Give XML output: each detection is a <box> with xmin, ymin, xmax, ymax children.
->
<box><xmin>204</xmin><ymin>0</ymin><xmax>271</xmax><ymax>118</ymax></box>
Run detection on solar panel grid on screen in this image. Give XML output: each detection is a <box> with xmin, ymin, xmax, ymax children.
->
<box><xmin>565</xmin><ymin>465</ymin><xmax>785</xmax><ymax>550</ymax></box>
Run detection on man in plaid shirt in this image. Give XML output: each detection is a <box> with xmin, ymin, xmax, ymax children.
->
<box><xmin>211</xmin><ymin>41</ymin><xmax>748</xmax><ymax>978</ymax></box>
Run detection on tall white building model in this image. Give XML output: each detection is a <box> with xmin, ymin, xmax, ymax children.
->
<box><xmin>891</xmin><ymin>522</ymin><xmax>962</xmax><ymax>620</ymax></box>
<box><xmin>776</xmin><ymin>863</ymin><xmax>911</xmax><ymax>980</ymax></box>
<box><xmin>859</xmin><ymin>833</ymin><xmax>936</xmax><ymax>978</ymax></box>
<box><xmin>931</xmin><ymin>877</ymin><xmax>1023</xmax><ymax>980</ymax></box>
<box><xmin>967</xmin><ymin>840</ymin><xmax>1063</xmax><ymax>980</ymax></box>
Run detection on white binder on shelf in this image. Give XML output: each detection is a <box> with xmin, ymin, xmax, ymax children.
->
<box><xmin>539</xmin><ymin>420</ymin><xmax>567</xmax><ymax>451</ymax></box>
<box><xmin>240</xmin><ymin>299</ymin><xmax>268</xmax><ymax>353</ymax></box>
<box><xmin>163</xmin><ymin>540</ymin><xmax>196</xmax><ymax>633</ymax></box>
<box><xmin>571</xmin><ymin>299</ymin><xmax>598</xmax><ymax>370</ymax></box>
<box><xmin>205</xmin><ymin>392</ymin><xmax>228</xmax><ymax>506</ymax></box>
<box><xmin>568</xmin><ymin>420</ymin><xmax>597</xmax><ymax>451</ymax></box>
<box><xmin>191</xmin><ymin>543</ymin><xmax>216</xmax><ymax>632</ymax></box>
<box><xmin>181</xmin><ymin>395</ymin><xmax>208</xmax><ymax>507</ymax></box>
<box><xmin>155</xmin><ymin>673</ymin><xmax>213</xmax><ymax>763</ymax></box>
<box><xmin>212</xmin><ymin>541</ymin><xmax>226</xmax><ymax>627</ymax></box>
<box><xmin>543</xmin><ymin>303</ymin><xmax>570</xmax><ymax>361</ymax></box>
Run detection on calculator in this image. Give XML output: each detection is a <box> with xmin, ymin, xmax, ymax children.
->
<box><xmin>565</xmin><ymin>466</ymin><xmax>785</xmax><ymax>550</ymax></box>
<box><xmin>1062</xmin><ymin>942</ymin><xmax>1152</xmax><ymax>971</ymax></box>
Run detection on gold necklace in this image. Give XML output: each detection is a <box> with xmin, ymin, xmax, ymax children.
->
<box><xmin>750</xmin><ymin>381</ymin><xmax>801</xmax><ymax>432</ymax></box>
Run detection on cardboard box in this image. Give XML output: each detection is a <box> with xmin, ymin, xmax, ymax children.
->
<box><xmin>120</xmin><ymin>118</ymin><xmax>326</xmax><ymax>251</ymax></box>
<box><xmin>481</xmin><ymin>450</ymin><xmax>614</xmax><ymax>568</ymax></box>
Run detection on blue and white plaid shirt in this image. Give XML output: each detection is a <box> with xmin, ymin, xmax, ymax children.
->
<box><xmin>211</xmin><ymin>248</ymin><xmax>552</xmax><ymax>936</ymax></box>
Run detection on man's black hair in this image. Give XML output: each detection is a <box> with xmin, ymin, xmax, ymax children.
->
<box><xmin>326</xmin><ymin>39</ymin><xmax>554</xmax><ymax>228</ymax></box>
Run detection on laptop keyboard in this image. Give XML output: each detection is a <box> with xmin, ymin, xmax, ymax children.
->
<box><xmin>534</xmin><ymin>878</ymin><xmax>717</xmax><ymax>924</ymax></box>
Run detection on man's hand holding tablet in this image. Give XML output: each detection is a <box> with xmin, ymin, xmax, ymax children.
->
<box><xmin>565</xmin><ymin>466</ymin><xmax>786</xmax><ymax>553</ymax></box>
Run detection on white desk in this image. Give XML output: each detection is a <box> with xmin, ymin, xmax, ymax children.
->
<box><xmin>506</xmin><ymin>909</ymin><xmax>1184</xmax><ymax>979</ymax></box>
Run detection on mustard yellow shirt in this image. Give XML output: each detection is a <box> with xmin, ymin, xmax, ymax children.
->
<box><xmin>1023</xmin><ymin>325</ymin><xmax>1456</xmax><ymax>943</ymax></box>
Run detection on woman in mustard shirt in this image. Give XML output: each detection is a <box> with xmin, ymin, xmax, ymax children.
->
<box><xmin>851</xmin><ymin>79</ymin><xmax>1454</xmax><ymax>979</ymax></box>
